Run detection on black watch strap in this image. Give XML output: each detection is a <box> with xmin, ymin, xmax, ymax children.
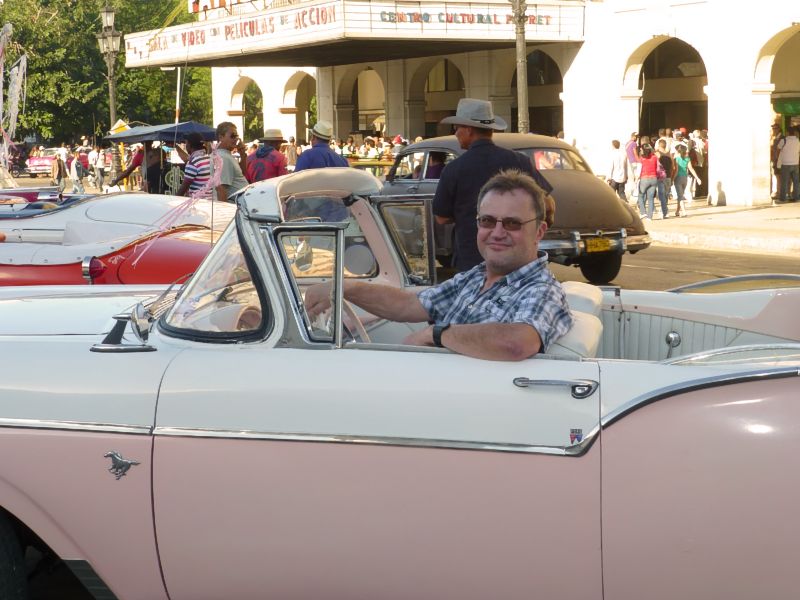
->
<box><xmin>433</xmin><ymin>323</ymin><xmax>451</xmax><ymax>348</ymax></box>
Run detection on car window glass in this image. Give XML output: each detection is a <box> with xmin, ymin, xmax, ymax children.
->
<box><xmin>422</xmin><ymin>151</ymin><xmax>455</xmax><ymax>180</ymax></box>
<box><xmin>379</xmin><ymin>203</ymin><xmax>431</xmax><ymax>281</ymax></box>
<box><xmin>283</xmin><ymin>195</ymin><xmax>377</xmax><ymax>278</ymax></box>
<box><xmin>277</xmin><ymin>231</ymin><xmax>338</xmax><ymax>342</ymax></box>
<box><xmin>164</xmin><ymin>225</ymin><xmax>265</xmax><ymax>336</ymax></box>
<box><xmin>394</xmin><ymin>152</ymin><xmax>426</xmax><ymax>180</ymax></box>
<box><xmin>529</xmin><ymin>148</ymin><xmax>590</xmax><ymax>172</ymax></box>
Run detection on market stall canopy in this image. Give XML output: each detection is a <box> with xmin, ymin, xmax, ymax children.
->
<box><xmin>105</xmin><ymin>121</ymin><xmax>216</xmax><ymax>144</ymax></box>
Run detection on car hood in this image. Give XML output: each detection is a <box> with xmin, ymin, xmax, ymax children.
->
<box><xmin>0</xmin><ymin>285</ymin><xmax>167</xmax><ymax>336</ymax></box>
<box><xmin>544</xmin><ymin>170</ymin><xmax>646</xmax><ymax>234</ymax></box>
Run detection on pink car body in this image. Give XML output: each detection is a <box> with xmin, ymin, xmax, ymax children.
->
<box><xmin>0</xmin><ymin>169</ymin><xmax>798</xmax><ymax>600</ymax></box>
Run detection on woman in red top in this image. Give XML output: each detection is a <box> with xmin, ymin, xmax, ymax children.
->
<box><xmin>637</xmin><ymin>143</ymin><xmax>658</xmax><ymax>220</ymax></box>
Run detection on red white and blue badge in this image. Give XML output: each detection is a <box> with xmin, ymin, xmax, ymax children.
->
<box><xmin>569</xmin><ymin>428</ymin><xmax>583</xmax><ymax>444</ymax></box>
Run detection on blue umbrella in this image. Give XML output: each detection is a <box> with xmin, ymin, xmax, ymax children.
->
<box><xmin>105</xmin><ymin>121</ymin><xmax>216</xmax><ymax>144</ymax></box>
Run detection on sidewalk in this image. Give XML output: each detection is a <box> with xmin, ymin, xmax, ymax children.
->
<box><xmin>638</xmin><ymin>196</ymin><xmax>800</xmax><ymax>256</ymax></box>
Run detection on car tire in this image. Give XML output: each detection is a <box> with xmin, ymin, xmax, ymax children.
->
<box><xmin>579</xmin><ymin>254</ymin><xmax>623</xmax><ymax>285</ymax></box>
<box><xmin>28</xmin><ymin>173</ymin><xmax>36</xmax><ymax>178</ymax></box>
<box><xmin>0</xmin><ymin>512</ymin><xmax>27</xmax><ymax>600</ymax></box>
<box><xmin>9</xmin><ymin>166</ymin><xmax>21</xmax><ymax>178</ymax></box>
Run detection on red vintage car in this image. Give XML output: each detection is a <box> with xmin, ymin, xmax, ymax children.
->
<box><xmin>25</xmin><ymin>148</ymin><xmax>91</xmax><ymax>177</ymax></box>
<box><xmin>0</xmin><ymin>192</ymin><xmax>235</xmax><ymax>285</ymax></box>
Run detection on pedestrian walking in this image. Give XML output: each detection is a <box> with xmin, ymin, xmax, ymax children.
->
<box><xmin>92</xmin><ymin>145</ymin><xmax>106</xmax><ymax>190</ymax></box>
<box><xmin>293</xmin><ymin>121</ymin><xmax>349</xmax><ymax>172</ymax></box>
<box><xmin>68</xmin><ymin>150</ymin><xmax>86</xmax><ymax>194</ymax></box>
<box><xmin>777</xmin><ymin>126</ymin><xmax>800</xmax><ymax>202</ymax></box>
<box><xmin>50</xmin><ymin>153</ymin><xmax>67</xmax><ymax>193</ymax></box>
<box><xmin>624</xmin><ymin>131</ymin><xmax>640</xmax><ymax>203</ymax></box>
<box><xmin>637</xmin><ymin>144</ymin><xmax>658</xmax><ymax>220</ymax></box>
<box><xmin>674</xmin><ymin>143</ymin><xmax>702</xmax><ymax>216</ymax></box>
<box><xmin>607</xmin><ymin>139</ymin><xmax>628</xmax><ymax>201</ymax></box>
<box><xmin>656</xmin><ymin>140</ymin><xmax>674</xmax><ymax>219</ymax></box>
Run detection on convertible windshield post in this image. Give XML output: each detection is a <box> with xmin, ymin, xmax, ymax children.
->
<box><xmin>333</xmin><ymin>224</ymin><xmax>345</xmax><ymax>349</ymax></box>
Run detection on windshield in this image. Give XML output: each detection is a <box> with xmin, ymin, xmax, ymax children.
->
<box><xmin>163</xmin><ymin>224</ymin><xmax>266</xmax><ymax>337</ymax></box>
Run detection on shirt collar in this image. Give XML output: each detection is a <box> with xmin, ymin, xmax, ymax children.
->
<box><xmin>473</xmin><ymin>251</ymin><xmax>549</xmax><ymax>288</ymax></box>
<box><xmin>468</xmin><ymin>138</ymin><xmax>496</xmax><ymax>150</ymax></box>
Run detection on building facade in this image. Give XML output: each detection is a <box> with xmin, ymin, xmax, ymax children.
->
<box><xmin>126</xmin><ymin>0</ymin><xmax>800</xmax><ymax>206</ymax></box>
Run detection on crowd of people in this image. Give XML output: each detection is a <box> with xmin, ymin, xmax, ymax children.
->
<box><xmin>607</xmin><ymin>127</ymin><xmax>708</xmax><ymax>220</ymax></box>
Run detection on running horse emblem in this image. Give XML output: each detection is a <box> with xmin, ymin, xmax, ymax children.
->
<box><xmin>104</xmin><ymin>451</ymin><xmax>141</xmax><ymax>480</ymax></box>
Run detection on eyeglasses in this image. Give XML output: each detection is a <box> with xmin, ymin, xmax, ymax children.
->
<box><xmin>477</xmin><ymin>215</ymin><xmax>539</xmax><ymax>231</ymax></box>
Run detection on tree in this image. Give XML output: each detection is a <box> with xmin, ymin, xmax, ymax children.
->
<box><xmin>1</xmin><ymin>0</ymin><xmax>211</xmax><ymax>143</ymax></box>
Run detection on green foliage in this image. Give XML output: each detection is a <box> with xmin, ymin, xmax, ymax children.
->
<box><xmin>242</xmin><ymin>80</ymin><xmax>263</xmax><ymax>142</ymax></box>
<box><xmin>2</xmin><ymin>0</ymin><xmax>212</xmax><ymax>143</ymax></box>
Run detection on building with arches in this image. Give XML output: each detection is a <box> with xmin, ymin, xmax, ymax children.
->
<box><xmin>125</xmin><ymin>0</ymin><xmax>800</xmax><ymax>206</ymax></box>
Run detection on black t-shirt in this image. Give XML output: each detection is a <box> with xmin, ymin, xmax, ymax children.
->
<box><xmin>658</xmin><ymin>154</ymin><xmax>673</xmax><ymax>178</ymax></box>
<box><xmin>432</xmin><ymin>138</ymin><xmax>552</xmax><ymax>271</ymax></box>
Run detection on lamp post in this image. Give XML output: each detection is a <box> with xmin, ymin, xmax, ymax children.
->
<box><xmin>509</xmin><ymin>0</ymin><xmax>529</xmax><ymax>133</ymax></box>
<box><xmin>96</xmin><ymin>2</ymin><xmax>123</xmax><ymax>184</ymax></box>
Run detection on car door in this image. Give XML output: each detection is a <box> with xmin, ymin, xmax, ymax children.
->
<box><xmin>154</xmin><ymin>344</ymin><xmax>602</xmax><ymax>600</ymax></box>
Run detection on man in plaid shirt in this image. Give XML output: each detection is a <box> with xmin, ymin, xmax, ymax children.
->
<box><xmin>305</xmin><ymin>170</ymin><xmax>573</xmax><ymax>361</ymax></box>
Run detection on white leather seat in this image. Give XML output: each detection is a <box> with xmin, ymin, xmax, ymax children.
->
<box><xmin>562</xmin><ymin>280</ymin><xmax>603</xmax><ymax>317</ymax></box>
<box><xmin>547</xmin><ymin>311</ymin><xmax>603</xmax><ymax>358</ymax></box>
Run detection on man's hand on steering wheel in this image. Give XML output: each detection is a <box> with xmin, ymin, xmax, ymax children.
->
<box><xmin>304</xmin><ymin>282</ymin><xmax>333</xmax><ymax>319</ymax></box>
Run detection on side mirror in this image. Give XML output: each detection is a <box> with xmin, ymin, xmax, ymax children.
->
<box><xmin>293</xmin><ymin>239</ymin><xmax>314</xmax><ymax>272</ymax></box>
<box><xmin>131</xmin><ymin>301</ymin><xmax>154</xmax><ymax>344</ymax></box>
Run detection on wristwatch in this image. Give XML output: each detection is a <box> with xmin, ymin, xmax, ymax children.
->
<box><xmin>432</xmin><ymin>323</ymin><xmax>451</xmax><ymax>348</ymax></box>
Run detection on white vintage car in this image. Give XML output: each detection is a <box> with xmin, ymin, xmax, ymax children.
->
<box><xmin>1</xmin><ymin>169</ymin><xmax>799</xmax><ymax>600</ymax></box>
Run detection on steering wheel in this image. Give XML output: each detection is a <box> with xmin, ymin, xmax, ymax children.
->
<box><xmin>342</xmin><ymin>300</ymin><xmax>371</xmax><ymax>344</ymax></box>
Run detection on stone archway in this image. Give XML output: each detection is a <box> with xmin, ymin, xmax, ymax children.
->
<box><xmin>227</xmin><ymin>76</ymin><xmax>260</xmax><ymax>137</ymax></box>
<box><xmin>625</xmin><ymin>37</ymin><xmax>708</xmax><ymax>139</ymax></box>
<box><xmin>510</xmin><ymin>49</ymin><xmax>563</xmax><ymax>135</ymax></box>
<box><xmin>754</xmin><ymin>24</ymin><xmax>800</xmax><ymax>201</ymax></box>
<box><xmin>283</xmin><ymin>71</ymin><xmax>317</xmax><ymax>144</ymax></box>
<box><xmin>335</xmin><ymin>65</ymin><xmax>387</xmax><ymax>140</ymax></box>
<box><xmin>407</xmin><ymin>58</ymin><xmax>465</xmax><ymax>138</ymax></box>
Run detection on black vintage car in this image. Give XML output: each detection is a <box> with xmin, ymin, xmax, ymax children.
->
<box><xmin>381</xmin><ymin>133</ymin><xmax>651</xmax><ymax>284</ymax></box>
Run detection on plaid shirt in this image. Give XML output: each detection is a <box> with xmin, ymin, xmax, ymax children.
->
<box><xmin>417</xmin><ymin>252</ymin><xmax>573</xmax><ymax>353</ymax></box>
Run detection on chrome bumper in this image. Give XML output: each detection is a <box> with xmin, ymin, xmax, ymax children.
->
<box><xmin>541</xmin><ymin>229</ymin><xmax>652</xmax><ymax>257</ymax></box>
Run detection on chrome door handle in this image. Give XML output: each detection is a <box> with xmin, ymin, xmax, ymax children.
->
<box><xmin>513</xmin><ymin>378</ymin><xmax>599</xmax><ymax>399</ymax></box>
<box><xmin>407</xmin><ymin>186</ymin><xmax>419</xmax><ymax>193</ymax></box>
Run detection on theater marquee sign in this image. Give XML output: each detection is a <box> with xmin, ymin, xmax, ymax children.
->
<box><xmin>125</xmin><ymin>0</ymin><xmax>584</xmax><ymax>68</ymax></box>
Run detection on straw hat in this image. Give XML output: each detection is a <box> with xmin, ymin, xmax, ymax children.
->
<box><xmin>259</xmin><ymin>128</ymin><xmax>286</xmax><ymax>143</ymax></box>
<box><xmin>440</xmin><ymin>98</ymin><xmax>507</xmax><ymax>131</ymax></box>
<box><xmin>310</xmin><ymin>121</ymin><xmax>333</xmax><ymax>141</ymax></box>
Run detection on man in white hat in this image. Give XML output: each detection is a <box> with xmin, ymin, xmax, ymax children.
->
<box><xmin>246</xmin><ymin>128</ymin><xmax>289</xmax><ymax>183</ymax></box>
<box><xmin>434</xmin><ymin>98</ymin><xmax>552</xmax><ymax>272</ymax></box>
<box><xmin>294</xmin><ymin>120</ymin><xmax>349</xmax><ymax>172</ymax></box>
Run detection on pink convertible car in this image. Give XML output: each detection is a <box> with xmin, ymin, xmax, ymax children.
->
<box><xmin>0</xmin><ymin>169</ymin><xmax>798</xmax><ymax>600</ymax></box>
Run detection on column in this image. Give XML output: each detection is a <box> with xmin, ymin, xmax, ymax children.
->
<box><xmin>404</xmin><ymin>99</ymin><xmax>426</xmax><ymax>140</ymax></box>
<box><xmin>333</xmin><ymin>103</ymin><xmax>355</xmax><ymax>138</ymax></box>
<box><xmin>384</xmin><ymin>60</ymin><xmax>407</xmax><ymax>137</ymax></box>
<box><xmin>751</xmin><ymin>82</ymin><xmax>775</xmax><ymax>205</ymax></box>
<box><xmin>464</xmin><ymin>51</ymin><xmax>491</xmax><ymax>100</ymax></box>
<box><xmin>490</xmin><ymin>94</ymin><xmax>514</xmax><ymax>132</ymax></box>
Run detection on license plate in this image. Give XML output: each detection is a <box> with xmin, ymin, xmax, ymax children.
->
<box><xmin>585</xmin><ymin>238</ymin><xmax>611</xmax><ymax>253</ymax></box>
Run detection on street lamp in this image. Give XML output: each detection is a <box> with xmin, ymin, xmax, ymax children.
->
<box><xmin>96</xmin><ymin>2</ymin><xmax>123</xmax><ymax>184</ymax></box>
<box><xmin>509</xmin><ymin>0</ymin><xmax>529</xmax><ymax>133</ymax></box>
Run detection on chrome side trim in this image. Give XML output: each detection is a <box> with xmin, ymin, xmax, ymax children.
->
<box><xmin>662</xmin><ymin>343</ymin><xmax>800</xmax><ymax>365</ymax></box>
<box><xmin>0</xmin><ymin>418</ymin><xmax>151</xmax><ymax>435</ymax></box>
<box><xmin>155</xmin><ymin>426</ymin><xmax>598</xmax><ymax>456</ymax></box>
<box><xmin>602</xmin><ymin>367</ymin><xmax>800</xmax><ymax>429</ymax></box>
